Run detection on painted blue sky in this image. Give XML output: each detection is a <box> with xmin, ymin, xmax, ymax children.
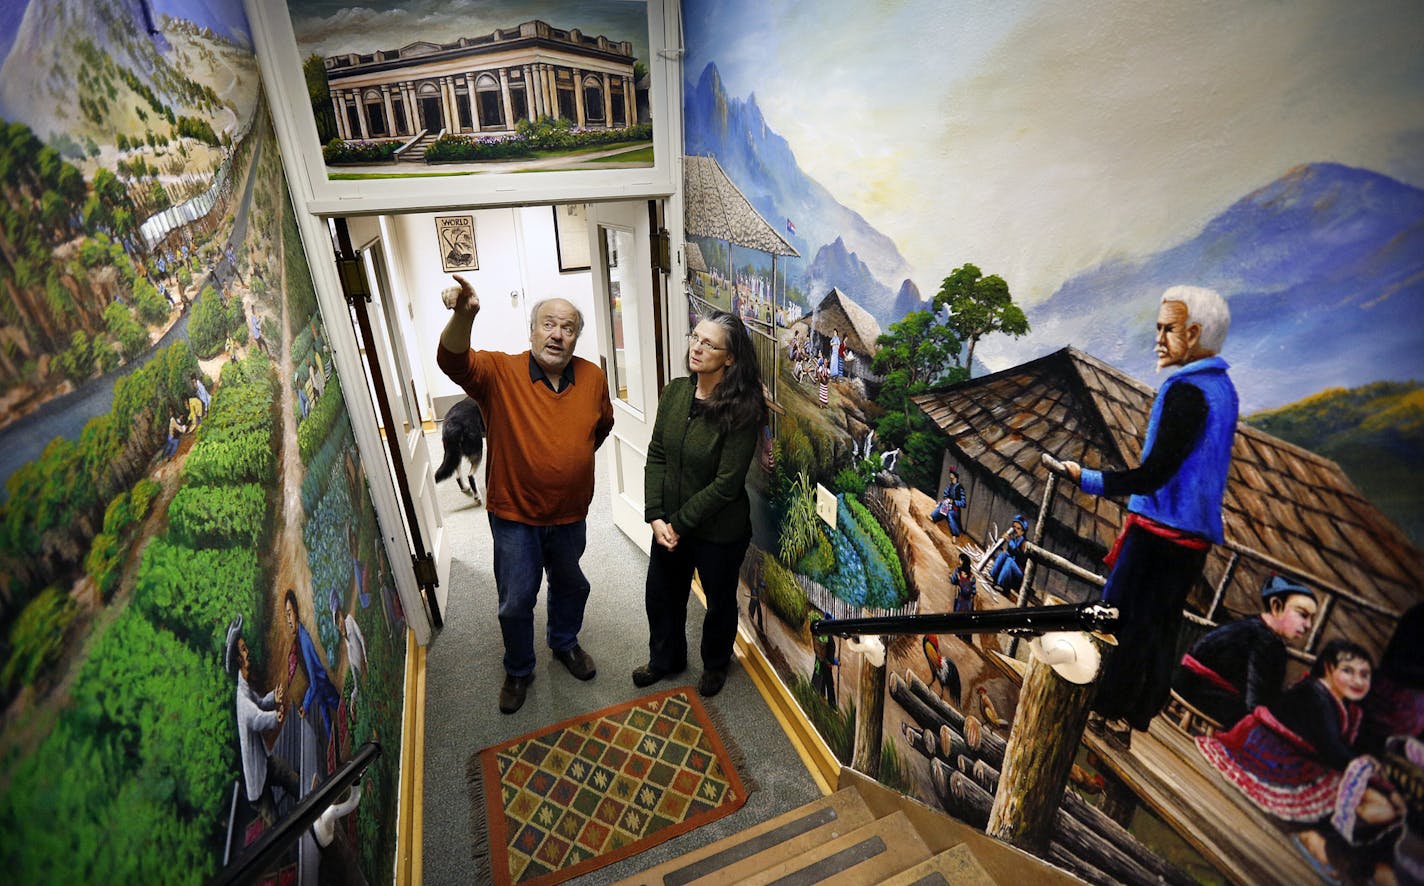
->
<box><xmin>0</xmin><ymin>0</ymin><xmax>29</xmax><ymax>64</ymax></box>
<box><xmin>684</xmin><ymin>0</ymin><xmax>1424</xmax><ymax>306</ymax></box>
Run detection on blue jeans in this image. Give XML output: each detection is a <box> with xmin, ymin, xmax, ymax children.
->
<box><xmin>488</xmin><ymin>514</ymin><xmax>591</xmax><ymax>677</ymax></box>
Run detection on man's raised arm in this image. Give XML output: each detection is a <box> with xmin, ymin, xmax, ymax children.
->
<box><xmin>439</xmin><ymin>274</ymin><xmax>480</xmax><ymax>354</ymax></box>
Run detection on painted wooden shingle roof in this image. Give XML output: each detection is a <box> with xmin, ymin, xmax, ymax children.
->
<box><xmin>912</xmin><ymin>347</ymin><xmax>1422</xmax><ymax>654</ymax></box>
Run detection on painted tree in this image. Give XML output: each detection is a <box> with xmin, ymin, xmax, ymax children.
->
<box><xmin>870</xmin><ymin>309</ymin><xmax>965</xmax><ymax>493</ymax></box>
<box><xmin>933</xmin><ymin>263</ymin><xmax>1030</xmax><ymax>376</ymax></box>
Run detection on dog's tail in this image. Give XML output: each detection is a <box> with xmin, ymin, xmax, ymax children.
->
<box><xmin>434</xmin><ymin>445</ymin><xmax>460</xmax><ymax>482</ymax></box>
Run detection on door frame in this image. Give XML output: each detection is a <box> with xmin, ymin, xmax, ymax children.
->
<box><xmin>587</xmin><ymin>200</ymin><xmax>664</xmax><ymax>552</ymax></box>
<box><xmin>351</xmin><ymin>229</ymin><xmax>452</xmax><ymax>624</ymax></box>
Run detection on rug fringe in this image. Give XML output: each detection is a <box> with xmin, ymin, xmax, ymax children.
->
<box><xmin>465</xmin><ymin>749</ymin><xmax>496</xmax><ymax>885</ymax></box>
<box><xmin>703</xmin><ymin>698</ymin><xmax>760</xmax><ymax>796</ymax></box>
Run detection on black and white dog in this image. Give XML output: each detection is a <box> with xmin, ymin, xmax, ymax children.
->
<box><xmin>434</xmin><ymin>398</ymin><xmax>485</xmax><ymax>505</ymax></box>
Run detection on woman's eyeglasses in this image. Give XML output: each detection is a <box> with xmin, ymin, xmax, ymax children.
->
<box><xmin>686</xmin><ymin>333</ymin><xmax>725</xmax><ymax>352</ymax></box>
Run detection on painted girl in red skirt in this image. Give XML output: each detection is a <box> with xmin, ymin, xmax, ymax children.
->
<box><xmin>1197</xmin><ymin>638</ymin><xmax>1404</xmax><ymax>877</ymax></box>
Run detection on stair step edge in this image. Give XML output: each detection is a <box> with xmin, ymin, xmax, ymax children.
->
<box><xmin>612</xmin><ymin>788</ymin><xmax>876</xmax><ymax>886</ymax></box>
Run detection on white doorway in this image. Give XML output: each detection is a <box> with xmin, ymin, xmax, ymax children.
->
<box><xmin>587</xmin><ymin>201</ymin><xmax>665</xmax><ymax>551</ymax></box>
<box><xmin>350</xmin><ymin>230</ymin><xmax>452</xmax><ymax>622</ymax></box>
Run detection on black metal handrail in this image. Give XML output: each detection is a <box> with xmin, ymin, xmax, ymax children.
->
<box><xmin>212</xmin><ymin>741</ymin><xmax>382</xmax><ymax>886</ymax></box>
<box><xmin>810</xmin><ymin>601</ymin><xmax>1118</xmax><ymax>639</ymax></box>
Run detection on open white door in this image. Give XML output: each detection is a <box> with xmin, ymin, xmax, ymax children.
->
<box><xmin>587</xmin><ymin>201</ymin><xmax>662</xmax><ymax>552</ymax></box>
<box><xmin>349</xmin><ymin>233</ymin><xmax>452</xmax><ymax>624</ymax></box>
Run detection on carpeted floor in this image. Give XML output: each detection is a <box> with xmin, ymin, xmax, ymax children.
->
<box><xmin>422</xmin><ymin>436</ymin><xmax>822</xmax><ymax>884</ymax></box>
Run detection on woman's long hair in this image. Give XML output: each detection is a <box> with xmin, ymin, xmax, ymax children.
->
<box><xmin>694</xmin><ymin>311</ymin><xmax>767</xmax><ymax>432</ymax></box>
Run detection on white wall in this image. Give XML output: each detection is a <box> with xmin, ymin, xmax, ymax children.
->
<box><xmin>380</xmin><ymin>207</ymin><xmax>597</xmax><ymax>410</ymax></box>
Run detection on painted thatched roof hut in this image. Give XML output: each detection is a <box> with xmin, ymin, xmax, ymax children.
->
<box><xmin>798</xmin><ymin>287</ymin><xmax>883</xmax><ymax>360</ymax></box>
<box><xmin>684</xmin><ymin>240</ymin><xmax>708</xmax><ymax>274</ymax></box>
<box><xmin>683</xmin><ymin>155</ymin><xmax>798</xmax><ymax>258</ymax></box>
<box><xmin>911</xmin><ymin>346</ymin><xmax>1422</xmax><ymax>662</ymax></box>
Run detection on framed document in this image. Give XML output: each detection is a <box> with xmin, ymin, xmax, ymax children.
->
<box><xmin>435</xmin><ymin>215</ymin><xmax>478</xmax><ymax>272</ymax></box>
<box><xmin>553</xmin><ymin>204</ymin><xmax>591</xmax><ymax>272</ymax></box>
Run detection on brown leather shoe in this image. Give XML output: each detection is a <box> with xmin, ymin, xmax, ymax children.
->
<box><xmin>499</xmin><ymin>673</ymin><xmax>534</xmax><ymax>714</ymax></box>
<box><xmin>553</xmin><ymin>644</ymin><xmax>597</xmax><ymax>681</ymax></box>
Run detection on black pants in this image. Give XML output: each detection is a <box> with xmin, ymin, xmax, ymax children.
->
<box><xmin>644</xmin><ymin>534</ymin><xmax>750</xmax><ymax>673</ymax></box>
<box><xmin>1092</xmin><ymin>525</ymin><xmax>1209</xmax><ymax>731</ymax></box>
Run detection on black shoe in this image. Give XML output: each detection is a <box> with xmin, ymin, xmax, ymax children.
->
<box><xmin>632</xmin><ymin>663</ymin><xmax>684</xmax><ymax>688</ymax></box>
<box><xmin>1105</xmin><ymin>719</ymin><xmax>1133</xmax><ymax>751</ymax></box>
<box><xmin>698</xmin><ymin>668</ymin><xmax>728</xmax><ymax>698</ymax></box>
<box><xmin>499</xmin><ymin>673</ymin><xmax>534</xmax><ymax>714</ymax></box>
<box><xmin>553</xmin><ymin>644</ymin><xmax>597</xmax><ymax>681</ymax></box>
<box><xmin>1086</xmin><ymin>712</ymin><xmax>1107</xmax><ymax>735</ymax></box>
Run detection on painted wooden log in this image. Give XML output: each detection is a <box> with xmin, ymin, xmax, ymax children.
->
<box><xmin>852</xmin><ymin>655</ymin><xmax>886</xmax><ymax>777</ymax></box>
<box><xmin>987</xmin><ymin>649</ymin><xmax>1095</xmax><ymax>853</ymax></box>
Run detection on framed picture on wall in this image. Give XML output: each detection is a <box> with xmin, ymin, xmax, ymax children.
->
<box><xmin>436</xmin><ymin>215</ymin><xmax>478</xmax><ymax>272</ymax></box>
<box><xmin>553</xmin><ymin>204</ymin><xmax>591</xmax><ymax>272</ymax></box>
<box><xmin>248</xmin><ymin>0</ymin><xmax>677</xmax><ymax>214</ymax></box>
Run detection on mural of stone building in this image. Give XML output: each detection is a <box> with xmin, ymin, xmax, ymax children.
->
<box><xmin>323</xmin><ymin>19</ymin><xmax>639</xmax><ymax>142</ymax></box>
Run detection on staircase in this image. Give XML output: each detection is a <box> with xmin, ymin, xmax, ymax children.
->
<box><xmin>614</xmin><ymin>768</ymin><xmax>1083</xmax><ymax>886</ymax></box>
<box><xmin>395</xmin><ymin>132</ymin><xmax>441</xmax><ymax>164</ymax></box>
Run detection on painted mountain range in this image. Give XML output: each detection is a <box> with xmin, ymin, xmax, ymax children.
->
<box><xmin>686</xmin><ymin>65</ymin><xmax>1422</xmax><ymax>416</ymax></box>
<box><xmin>684</xmin><ymin>62</ymin><xmax>915</xmax><ymax>325</ymax></box>
<box><xmin>1012</xmin><ymin>163</ymin><xmax>1424</xmax><ymax>412</ymax></box>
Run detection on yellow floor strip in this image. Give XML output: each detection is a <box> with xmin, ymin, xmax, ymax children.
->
<box><xmin>396</xmin><ymin>630</ymin><xmax>427</xmax><ymax>885</ymax></box>
<box><xmin>692</xmin><ymin>580</ymin><xmax>840</xmax><ymax>795</ymax></box>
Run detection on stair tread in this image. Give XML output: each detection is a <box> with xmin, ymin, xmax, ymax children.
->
<box><xmin>879</xmin><ymin>844</ymin><xmax>998</xmax><ymax>886</ymax></box>
<box><xmin>612</xmin><ymin>787</ymin><xmax>875</xmax><ymax>886</ymax></box>
<box><xmin>735</xmin><ymin>811</ymin><xmax>933</xmax><ymax>886</ymax></box>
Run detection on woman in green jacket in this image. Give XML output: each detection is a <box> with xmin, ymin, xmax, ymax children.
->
<box><xmin>633</xmin><ymin>311</ymin><xmax>767</xmax><ymax>697</ymax></box>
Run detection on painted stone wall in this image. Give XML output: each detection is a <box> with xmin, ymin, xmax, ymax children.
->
<box><xmin>684</xmin><ymin>1</ymin><xmax>1424</xmax><ymax>882</ymax></box>
<box><xmin>0</xmin><ymin>1</ymin><xmax>405</xmax><ymax>881</ymax></box>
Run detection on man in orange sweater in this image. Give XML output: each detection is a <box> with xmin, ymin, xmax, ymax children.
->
<box><xmin>437</xmin><ymin>275</ymin><xmax>614</xmax><ymax>713</ymax></box>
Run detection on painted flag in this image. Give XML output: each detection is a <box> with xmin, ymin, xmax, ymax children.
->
<box><xmin>786</xmin><ymin>218</ymin><xmax>796</xmax><ymax>235</ymax></box>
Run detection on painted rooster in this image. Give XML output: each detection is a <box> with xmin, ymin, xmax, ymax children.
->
<box><xmin>921</xmin><ymin>634</ymin><xmax>961</xmax><ymax>705</ymax></box>
<box><xmin>976</xmin><ymin>686</ymin><xmax>1008</xmax><ymax>730</ymax></box>
<box><xmin>1069</xmin><ymin>763</ymin><xmax>1107</xmax><ymax>795</ymax></box>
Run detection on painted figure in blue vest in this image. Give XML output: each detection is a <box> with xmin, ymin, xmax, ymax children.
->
<box><xmin>990</xmin><ymin>515</ymin><xmax>1029</xmax><ymax>592</ymax></box>
<box><xmin>283</xmin><ymin>588</ymin><xmax>341</xmax><ymax>746</ymax></box>
<box><xmin>829</xmin><ymin>329</ymin><xmax>843</xmax><ymax>377</ymax></box>
<box><xmin>1059</xmin><ymin>285</ymin><xmax>1239</xmax><ymax>745</ymax></box>
<box><xmin>929</xmin><ymin>466</ymin><xmax>968</xmax><ymax>541</ymax></box>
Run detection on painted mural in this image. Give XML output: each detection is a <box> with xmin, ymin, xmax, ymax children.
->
<box><xmin>0</xmin><ymin>1</ymin><xmax>406</xmax><ymax>881</ymax></box>
<box><xmin>682</xmin><ymin>1</ymin><xmax>1424</xmax><ymax>883</ymax></box>
<box><xmin>287</xmin><ymin>0</ymin><xmax>653</xmax><ymax>179</ymax></box>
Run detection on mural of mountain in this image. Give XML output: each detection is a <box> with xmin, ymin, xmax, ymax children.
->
<box><xmin>1013</xmin><ymin>163</ymin><xmax>1424</xmax><ymax>412</ymax></box>
<box><xmin>892</xmin><ymin>278</ymin><xmax>924</xmax><ymax>318</ymax></box>
<box><xmin>0</xmin><ymin>0</ymin><xmax>254</xmax><ymax>149</ymax></box>
<box><xmin>684</xmin><ymin>62</ymin><xmax>913</xmax><ymax>326</ymax></box>
<box><xmin>1245</xmin><ymin>381</ymin><xmax>1424</xmax><ymax>543</ymax></box>
<box><xmin>1</xmin><ymin>0</ymin><xmax>163</xmax><ymax>132</ymax></box>
<box><xmin>804</xmin><ymin>237</ymin><xmax>896</xmax><ymax>321</ymax></box>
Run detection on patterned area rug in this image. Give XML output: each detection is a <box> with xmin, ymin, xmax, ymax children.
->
<box><xmin>468</xmin><ymin>687</ymin><xmax>749</xmax><ymax>886</ymax></box>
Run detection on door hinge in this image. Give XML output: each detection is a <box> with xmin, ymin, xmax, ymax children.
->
<box><xmin>336</xmin><ymin>255</ymin><xmax>371</xmax><ymax>305</ymax></box>
<box><xmin>411</xmin><ymin>552</ymin><xmax>439</xmax><ymax>591</ymax></box>
<box><xmin>652</xmin><ymin>227</ymin><xmax>671</xmax><ymax>274</ymax></box>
